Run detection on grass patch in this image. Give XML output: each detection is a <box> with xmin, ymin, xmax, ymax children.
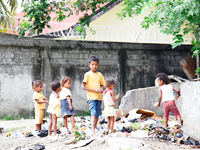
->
<box><xmin>5</xmin><ymin>126</ymin><xmax>26</xmax><ymax>132</ymax></box>
<box><xmin>83</xmin><ymin>111</ymin><xmax>90</xmax><ymax>116</ymax></box>
<box><xmin>0</xmin><ymin>114</ymin><xmax>31</xmax><ymax>121</ymax></box>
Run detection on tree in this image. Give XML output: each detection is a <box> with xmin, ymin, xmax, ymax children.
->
<box><xmin>0</xmin><ymin>0</ymin><xmax>18</xmax><ymax>32</ymax></box>
<box><xmin>18</xmin><ymin>0</ymin><xmax>200</xmax><ymax>74</ymax></box>
<box><xmin>17</xmin><ymin>0</ymin><xmax>113</xmax><ymax>37</ymax></box>
<box><xmin>118</xmin><ymin>0</ymin><xmax>200</xmax><ymax>75</ymax></box>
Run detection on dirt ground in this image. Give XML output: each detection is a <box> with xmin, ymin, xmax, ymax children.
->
<box><xmin>0</xmin><ymin>118</ymin><xmax>197</xmax><ymax>150</ymax></box>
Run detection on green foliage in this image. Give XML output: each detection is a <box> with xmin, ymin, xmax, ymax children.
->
<box><xmin>1</xmin><ymin>114</ymin><xmax>23</xmax><ymax>120</ymax></box>
<box><xmin>3</xmin><ymin>114</ymin><xmax>13</xmax><ymax>120</ymax></box>
<box><xmin>129</xmin><ymin>122</ymin><xmax>141</xmax><ymax>131</ymax></box>
<box><xmin>18</xmin><ymin>0</ymin><xmax>114</xmax><ymax>38</ymax></box>
<box><xmin>72</xmin><ymin>125</ymin><xmax>85</xmax><ymax>141</ymax></box>
<box><xmin>83</xmin><ymin>110</ymin><xmax>90</xmax><ymax>116</ymax></box>
<box><xmin>18</xmin><ymin>0</ymin><xmax>72</xmax><ymax>38</ymax></box>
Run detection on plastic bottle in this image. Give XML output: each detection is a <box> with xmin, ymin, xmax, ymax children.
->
<box><xmin>12</xmin><ymin>133</ymin><xmax>18</xmax><ymax>138</ymax></box>
<box><xmin>115</xmin><ymin>94</ymin><xmax>120</xmax><ymax>99</ymax></box>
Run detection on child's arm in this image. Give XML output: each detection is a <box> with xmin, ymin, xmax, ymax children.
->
<box><xmin>173</xmin><ymin>86</ymin><xmax>180</xmax><ymax>100</ymax></box>
<box><xmin>110</xmin><ymin>90</ymin><xmax>120</xmax><ymax>102</ymax></box>
<box><xmin>157</xmin><ymin>88</ymin><xmax>162</xmax><ymax>107</ymax></box>
<box><xmin>81</xmin><ymin>82</ymin><xmax>103</xmax><ymax>93</ymax></box>
<box><xmin>66</xmin><ymin>96</ymin><xmax>73</xmax><ymax>111</ymax></box>
<box><xmin>35</xmin><ymin>99</ymin><xmax>49</xmax><ymax>104</ymax></box>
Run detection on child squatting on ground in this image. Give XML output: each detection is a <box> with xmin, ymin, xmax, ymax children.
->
<box><xmin>32</xmin><ymin>80</ymin><xmax>49</xmax><ymax>133</ymax></box>
<box><xmin>102</xmin><ymin>78</ymin><xmax>120</xmax><ymax>134</ymax></box>
<box><xmin>47</xmin><ymin>81</ymin><xmax>62</xmax><ymax>137</ymax></box>
<box><xmin>60</xmin><ymin>76</ymin><xmax>75</xmax><ymax>133</ymax></box>
<box><xmin>155</xmin><ymin>73</ymin><xmax>182</xmax><ymax>129</ymax></box>
<box><xmin>82</xmin><ymin>55</ymin><xmax>106</xmax><ymax>138</ymax></box>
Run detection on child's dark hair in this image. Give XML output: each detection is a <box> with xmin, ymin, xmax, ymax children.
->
<box><xmin>31</xmin><ymin>80</ymin><xmax>43</xmax><ymax>90</ymax></box>
<box><xmin>51</xmin><ymin>81</ymin><xmax>61</xmax><ymax>91</ymax></box>
<box><xmin>88</xmin><ymin>55</ymin><xmax>99</xmax><ymax>64</ymax></box>
<box><xmin>156</xmin><ymin>73</ymin><xmax>170</xmax><ymax>84</ymax></box>
<box><xmin>105</xmin><ymin>78</ymin><xmax>116</xmax><ymax>87</ymax></box>
<box><xmin>60</xmin><ymin>76</ymin><xmax>71</xmax><ymax>87</ymax></box>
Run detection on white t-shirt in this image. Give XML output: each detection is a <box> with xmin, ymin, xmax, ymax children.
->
<box><xmin>160</xmin><ymin>84</ymin><xmax>175</xmax><ymax>103</ymax></box>
<box><xmin>103</xmin><ymin>89</ymin><xmax>114</xmax><ymax>106</ymax></box>
<box><xmin>60</xmin><ymin>87</ymin><xmax>72</xmax><ymax>99</ymax></box>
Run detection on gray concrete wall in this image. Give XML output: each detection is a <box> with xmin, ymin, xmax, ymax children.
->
<box><xmin>181</xmin><ymin>81</ymin><xmax>200</xmax><ymax>140</ymax></box>
<box><xmin>0</xmin><ymin>32</ymin><xmax>191</xmax><ymax>118</ymax></box>
<box><xmin>119</xmin><ymin>83</ymin><xmax>182</xmax><ymax>117</ymax></box>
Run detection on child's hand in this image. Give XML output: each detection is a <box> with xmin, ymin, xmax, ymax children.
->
<box><xmin>154</xmin><ymin>102</ymin><xmax>160</xmax><ymax>107</ymax></box>
<box><xmin>43</xmin><ymin>97</ymin><xmax>47</xmax><ymax>100</ymax></box>
<box><xmin>94</xmin><ymin>89</ymin><xmax>103</xmax><ymax>93</ymax></box>
<box><xmin>45</xmin><ymin>100</ymin><xmax>49</xmax><ymax>105</ymax></box>
<box><xmin>69</xmin><ymin>106</ymin><xmax>73</xmax><ymax>111</ymax></box>
<box><xmin>175</xmin><ymin>95</ymin><xmax>179</xmax><ymax>100</ymax></box>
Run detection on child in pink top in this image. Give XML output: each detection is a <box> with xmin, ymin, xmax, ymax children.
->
<box><xmin>155</xmin><ymin>73</ymin><xmax>181</xmax><ymax>128</ymax></box>
<box><xmin>102</xmin><ymin>78</ymin><xmax>120</xmax><ymax>134</ymax></box>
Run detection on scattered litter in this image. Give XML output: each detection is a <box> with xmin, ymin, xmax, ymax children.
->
<box><xmin>0</xmin><ymin>127</ymin><xmax>4</xmax><ymax>134</ymax></box>
<box><xmin>22</xmin><ymin>126</ymin><xmax>33</xmax><ymax>135</ymax></box>
<box><xmin>15</xmin><ymin>146</ymin><xmax>21</xmax><ymax>150</ymax></box>
<box><xmin>37</xmin><ymin>130</ymin><xmax>48</xmax><ymax>138</ymax></box>
<box><xmin>6</xmin><ymin>132</ymin><xmax>11</xmax><ymax>137</ymax></box>
<box><xmin>28</xmin><ymin>144</ymin><xmax>45</xmax><ymax>150</ymax></box>
<box><xmin>25</xmin><ymin>133</ymin><xmax>34</xmax><ymax>138</ymax></box>
<box><xmin>65</xmin><ymin>136</ymin><xmax>76</xmax><ymax>144</ymax></box>
<box><xmin>70</xmin><ymin>139</ymin><xmax>94</xmax><ymax>149</ymax></box>
<box><xmin>12</xmin><ymin>133</ymin><xmax>18</xmax><ymax>138</ymax></box>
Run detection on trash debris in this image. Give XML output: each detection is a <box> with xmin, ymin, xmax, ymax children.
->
<box><xmin>125</xmin><ymin>109</ymin><xmax>157</xmax><ymax>120</ymax></box>
<box><xmin>15</xmin><ymin>146</ymin><xmax>21</xmax><ymax>150</ymax></box>
<box><xmin>25</xmin><ymin>133</ymin><xmax>34</xmax><ymax>138</ymax></box>
<box><xmin>70</xmin><ymin>139</ymin><xmax>94</xmax><ymax>149</ymax></box>
<box><xmin>65</xmin><ymin>136</ymin><xmax>76</xmax><ymax>144</ymax></box>
<box><xmin>22</xmin><ymin>126</ymin><xmax>33</xmax><ymax>135</ymax></box>
<box><xmin>6</xmin><ymin>132</ymin><xmax>11</xmax><ymax>137</ymax></box>
<box><xmin>37</xmin><ymin>130</ymin><xmax>48</xmax><ymax>138</ymax></box>
<box><xmin>42</xmin><ymin>119</ymin><xmax>47</xmax><ymax>124</ymax></box>
<box><xmin>12</xmin><ymin>133</ymin><xmax>18</xmax><ymax>138</ymax></box>
<box><xmin>0</xmin><ymin>127</ymin><xmax>4</xmax><ymax>134</ymax></box>
<box><xmin>29</xmin><ymin>144</ymin><xmax>45</xmax><ymax>150</ymax></box>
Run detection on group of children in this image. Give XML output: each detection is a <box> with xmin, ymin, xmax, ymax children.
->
<box><xmin>32</xmin><ymin>55</ymin><xmax>182</xmax><ymax>138</ymax></box>
<box><xmin>32</xmin><ymin>77</ymin><xmax>75</xmax><ymax>138</ymax></box>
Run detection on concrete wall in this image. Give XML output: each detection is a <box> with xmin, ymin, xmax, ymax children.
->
<box><xmin>181</xmin><ymin>81</ymin><xmax>200</xmax><ymax>140</ymax></box>
<box><xmin>0</xmin><ymin>32</ymin><xmax>191</xmax><ymax>118</ymax></box>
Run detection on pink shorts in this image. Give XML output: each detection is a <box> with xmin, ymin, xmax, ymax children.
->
<box><xmin>163</xmin><ymin>100</ymin><xmax>180</xmax><ymax>120</ymax></box>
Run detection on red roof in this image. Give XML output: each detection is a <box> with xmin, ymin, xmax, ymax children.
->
<box><xmin>15</xmin><ymin>2</ymin><xmax>110</xmax><ymax>36</ymax></box>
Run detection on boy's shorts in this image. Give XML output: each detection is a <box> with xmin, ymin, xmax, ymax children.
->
<box><xmin>35</xmin><ymin>109</ymin><xmax>44</xmax><ymax>124</ymax></box>
<box><xmin>87</xmin><ymin>100</ymin><xmax>102</xmax><ymax>118</ymax></box>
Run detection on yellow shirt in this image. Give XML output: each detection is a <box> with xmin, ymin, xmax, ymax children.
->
<box><xmin>33</xmin><ymin>92</ymin><xmax>45</xmax><ymax>110</ymax></box>
<box><xmin>47</xmin><ymin>93</ymin><xmax>61</xmax><ymax>117</ymax></box>
<box><xmin>83</xmin><ymin>71</ymin><xmax>105</xmax><ymax>101</ymax></box>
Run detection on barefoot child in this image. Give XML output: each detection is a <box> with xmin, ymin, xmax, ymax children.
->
<box><xmin>155</xmin><ymin>73</ymin><xmax>181</xmax><ymax>128</ymax></box>
<box><xmin>102</xmin><ymin>78</ymin><xmax>120</xmax><ymax>134</ymax></box>
<box><xmin>47</xmin><ymin>81</ymin><xmax>62</xmax><ymax>136</ymax></box>
<box><xmin>82</xmin><ymin>55</ymin><xmax>106</xmax><ymax>137</ymax></box>
<box><xmin>60</xmin><ymin>76</ymin><xmax>75</xmax><ymax>133</ymax></box>
<box><xmin>32</xmin><ymin>80</ymin><xmax>49</xmax><ymax>132</ymax></box>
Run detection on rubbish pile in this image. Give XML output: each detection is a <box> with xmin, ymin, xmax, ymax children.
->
<box><xmin>2</xmin><ymin>109</ymin><xmax>200</xmax><ymax>149</ymax></box>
